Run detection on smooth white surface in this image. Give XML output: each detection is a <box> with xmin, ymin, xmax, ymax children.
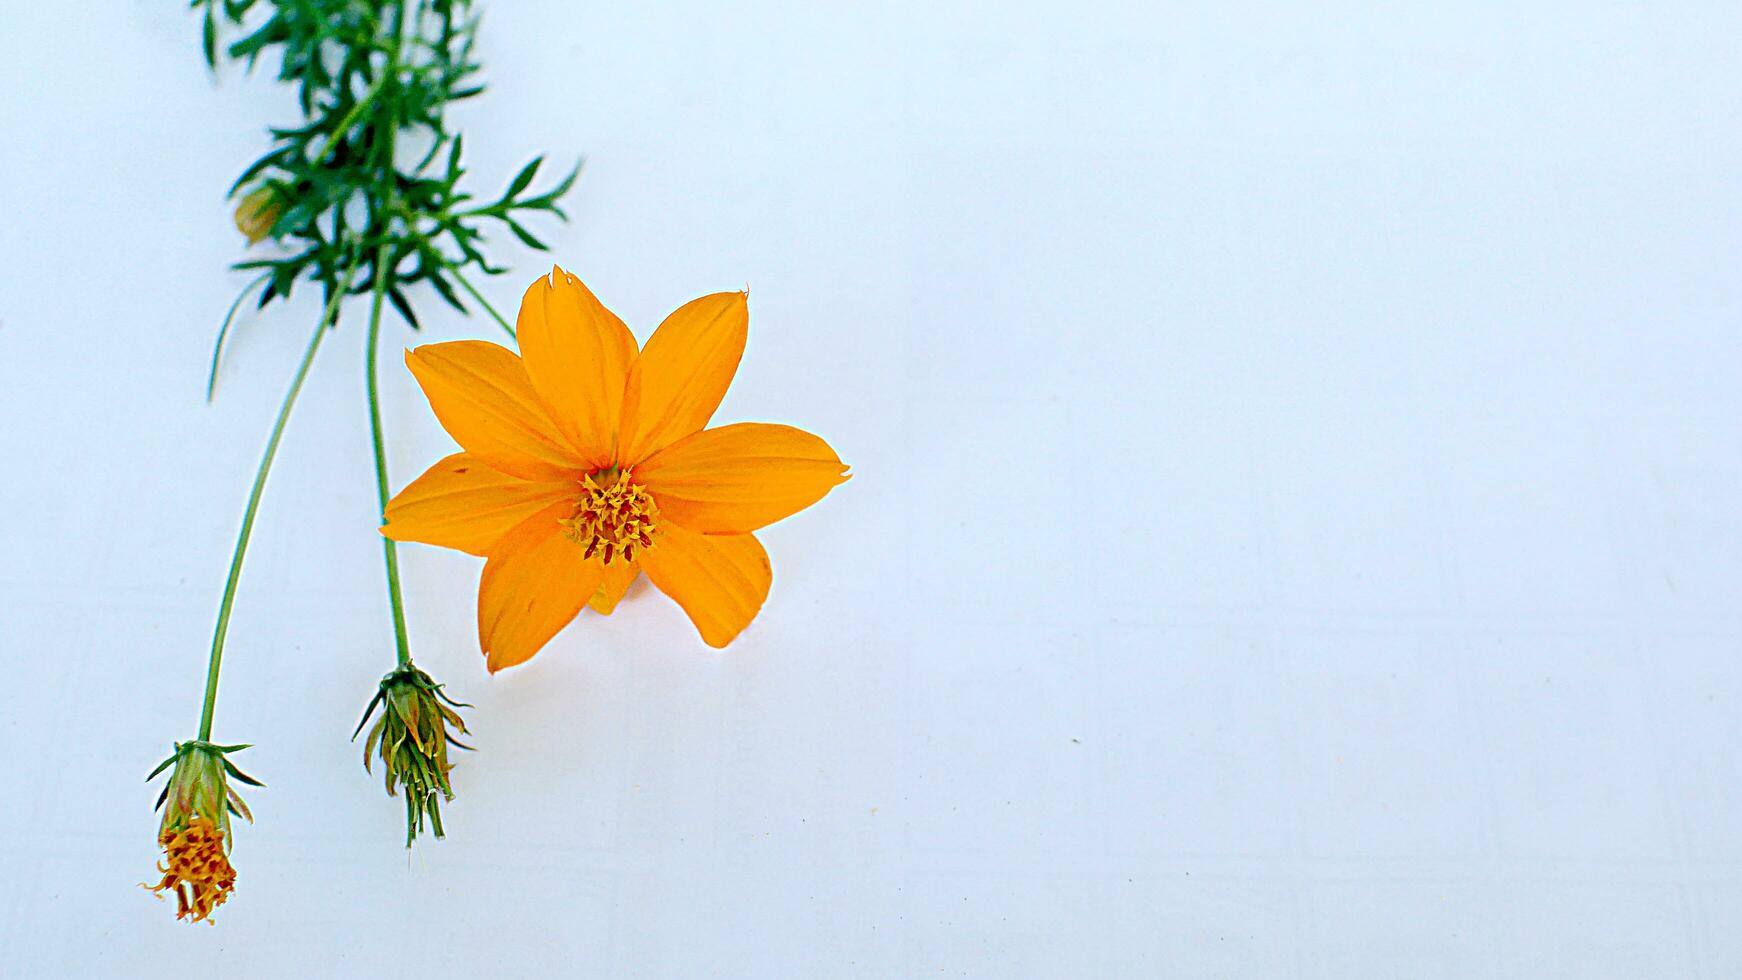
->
<box><xmin>3</xmin><ymin>2</ymin><xmax>1741</xmax><ymax>976</ymax></box>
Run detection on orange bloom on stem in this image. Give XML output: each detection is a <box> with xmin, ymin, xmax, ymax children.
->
<box><xmin>148</xmin><ymin>816</ymin><xmax>236</xmax><ymax>923</ymax></box>
<box><xmin>383</xmin><ymin>267</ymin><xmax>848</xmax><ymax>670</ymax></box>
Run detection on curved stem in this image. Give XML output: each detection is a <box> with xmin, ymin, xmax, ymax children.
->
<box><xmin>366</xmin><ymin>243</ymin><xmax>413</xmax><ymax>668</ymax></box>
<box><xmin>198</xmin><ymin>275</ymin><xmax>352</xmax><ymax>740</ymax></box>
<box><xmin>451</xmin><ymin>268</ymin><xmax>516</xmax><ymax>340</ymax></box>
<box><xmin>206</xmin><ymin>271</ymin><xmax>273</xmax><ymax>402</ymax></box>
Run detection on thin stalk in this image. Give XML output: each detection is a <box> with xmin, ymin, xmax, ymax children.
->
<box><xmin>198</xmin><ymin>275</ymin><xmax>353</xmax><ymax>740</ymax></box>
<box><xmin>206</xmin><ymin>271</ymin><xmax>273</xmax><ymax>402</ymax></box>
<box><xmin>366</xmin><ymin>244</ymin><xmax>412</xmax><ymax>668</ymax></box>
<box><xmin>367</xmin><ymin>0</ymin><xmax>413</xmax><ymax>669</ymax></box>
<box><xmin>451</xmin><ymin>268</ymin><xmax>516</xmax><ymax>340</ymax></box>
<box><xmin>310</xmin><ymin>71</ymin><xmax>390</xmax><ymax>164</ymax></box>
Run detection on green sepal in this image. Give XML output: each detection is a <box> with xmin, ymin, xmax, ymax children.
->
<box><xmin>354</xmin><ymin>662</ymin><xmax>470</xmax><ymax>846</ymax></box>
<box><xmin>221</xmin><ymin>758</ymin><xmax>265</xmax><ymax>787</ymax></box>
<box><xmin>146</xmin><ymin>751</ymin><xmax>180</xmax><ymax>783</ymax></box>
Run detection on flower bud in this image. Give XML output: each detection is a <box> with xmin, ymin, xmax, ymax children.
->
<box><xmin>233</xmin><ymin>185</ymin><xmax>284</xmax><ymax>245</ymax></box>
<box><xmin>355</xmin><ymin>664</ymin><xmax>471</xmax><ymax>846</ymax></box>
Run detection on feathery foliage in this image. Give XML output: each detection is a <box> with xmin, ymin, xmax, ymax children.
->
<box><xmin>195</xmin><ymin>0</ymin><xmax>574</xmax><ymax>390</ymax></box>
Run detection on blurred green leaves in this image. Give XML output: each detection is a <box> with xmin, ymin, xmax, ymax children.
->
<box><xmin>192</xmin><ymin>0</ymin><xmax>576</xmax><ymax>382</ymax></box>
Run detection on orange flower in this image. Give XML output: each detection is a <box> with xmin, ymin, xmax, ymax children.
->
<box><xmin>383</xmin><ymin>267</ymin><xmax>848</xmax><ymax>670</ymax></box>
<box><xmin>143</xmin><ymin>740</ymin><xmax>255</xmax><ymax>923</ymax></box>
<box><xmin>148</xmin><ymin>816</ymin><xmax>236</xmax><ymax>923</ymax></box>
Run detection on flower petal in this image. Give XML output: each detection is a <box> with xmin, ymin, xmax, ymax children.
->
<box><xmin>383</xmin><ymin>452</ymin><xmax>574</xmax><ymax>556</ymax></box>
<box><xmin>588</xmin><ymin>560</ymin><xmax>640</xmax><ymax>615</ymax></box>
<box><xmin>516</xmin><ymin>268</ymin><xmax>639</xmax><ymax>468</ymax></box>
<box><xmin>405</xmin><ymin>341</ymin><xmax>583</xmax><ymax>481</ymax></box>
<box><xmin>640</xmin><ymin>524</ymin><xmax>772</xmax><ymax>648</ymax></box>
<box><xmin>635</xmin><ymin>422</ymin><xmax>849</xmax><ymax>534</ymax></box>
<box><xmin>616</xmin><ymin>291</ymin><xmax>748</xmax><ymax>465</ymax></box>
<box><xmin>477</xmin><ymin>501</ymin><xmax>605</xmax><ymax>672</ymax></box>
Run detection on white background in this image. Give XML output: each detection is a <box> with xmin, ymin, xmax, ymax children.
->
<box><xmin>3</xmin><ymin>2</ymin><xmax>1740</xmax><ymax>976</ymax></box>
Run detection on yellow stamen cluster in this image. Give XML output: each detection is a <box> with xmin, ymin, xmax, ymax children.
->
<box><xmin>559</xmin><ymin>470</ymin><xmax>658</xmax><ymax>565</ymax></box>
<box><xmin>147</xmin><ymin>816</ymin><xmax>236</xmax><ymax>923</ymax></box>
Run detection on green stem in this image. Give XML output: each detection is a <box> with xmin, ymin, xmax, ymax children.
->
<box><xmin>206</xmin><ymin>271</ymin><xmax>273</xmax><ymax>402</ymax></box>
<box><xmin>198</xmin><ymin>275</ymin><xmax>352</xmax><ymax>740</ymax></box>
<box><xmin>451</xmin><ymin>269</ymin><xmax>516</xmax><ymax>340</ymax></box>
<box><xmin>368</xmin><ymin>0</ymin><xmax>414</xmax><ymax>669</ymax></box>
<box><xmin>310</xmin><ymin>72</ymin><xmax>390</xmax><ymax>165</ymax></box>
<box><xmin>367</xmin><ymin>245</ymin><xmax>413</xmax><ymax>668</ymax></box>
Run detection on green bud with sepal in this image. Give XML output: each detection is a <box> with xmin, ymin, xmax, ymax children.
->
<box><xmin>354</xmin><ymin>664</ymin><xmax>471</xmax><ymax>846</ymax></box>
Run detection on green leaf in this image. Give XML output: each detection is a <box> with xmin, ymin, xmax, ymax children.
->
<box><xmin>202</xmin><ymin>7</ymin><xmax>218</xmax><ymax>68</ymax></box>
<box><xmin>527</xmin><ymin>160</ymin><xmax>581</xmax><ymax>208</ymax></box>
<box><xmin>387</xmin><ymin>286</ymin><xmax>420</xmax><ymax>329</ymax></box>
<box><xmin>428</xmin><ymin>272</ymin><xmax>466</xmax><ymax>313</ymax></box>
<box><xmin>504</xmin><ymin>219</ymin><xmax>547</xmax><ymax>251</ymax></box>
<box><xmin>505</xmin><ymin>155</ymin><xmax>543</xmax><ymax>199</ymax></box>
<box><xmin>446</xmin><ymin>133</ymin><xmax>465</xmax><ymax>176</ymax></box>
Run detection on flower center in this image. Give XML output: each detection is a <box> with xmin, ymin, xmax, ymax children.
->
<box><xmin>559</xmin><ymin>469</ymin><xmax>658</xmax><ymax>565</ymax></box>
<box><xmin>146</xmin><ymin>815</ymin><xmax>236</xmax><ymax>923</ymax></box>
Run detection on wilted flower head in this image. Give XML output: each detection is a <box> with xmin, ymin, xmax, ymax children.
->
<box><xmin>355</xmin><ymin>664</ymin><xmax>471</xmax><ymax>846</ymax></box>
<box><xmin>233</xmin><ymin>185</ymin><xmax>285</xmax><ymax>245</ymax></box>
<box><xmin>144</xmin><ymin>741</ymin><xmax>259</xmax><ymax>923</ymax></box>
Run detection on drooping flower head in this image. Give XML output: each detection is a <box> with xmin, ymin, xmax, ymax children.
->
<box><xmin>144</xmin><ymin>741</ymin><xmax>259</xmax><ymax>923</ymax></box>
<box><xmin>383</xmin><ymin>267</ymin><xmax>849</xmax><ymax>670</ymax></box>
<box><xmin>354</xmin><ymin>664</ymin><xmax>471</xmax><ymax>846</ymax></box>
